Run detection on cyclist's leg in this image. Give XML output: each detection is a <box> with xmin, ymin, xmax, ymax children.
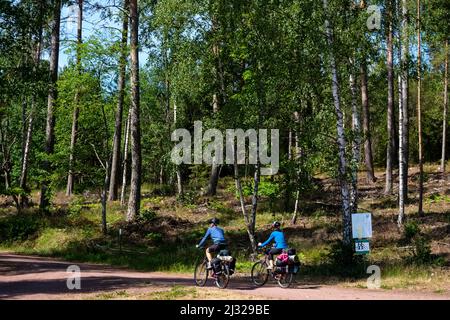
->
<box><xmin>206</xmin><ymin>244</ymin><xmax>219</xmax><ymax>268</ymax></box>
<box><xmin>268</xmin><ymin>248</ymin><xmax>282</xmax><ymax>269</ymax></box>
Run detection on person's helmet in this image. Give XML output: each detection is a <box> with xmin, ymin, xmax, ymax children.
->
<box><xmin>272</xmin><ymin>221</ymin><xmax>281</xmax><ymax>228</ymax></box>
<box><xmin>210</xmin><ymin>217</ymin><xmax>219</xmax><ymax>225</ymax></box>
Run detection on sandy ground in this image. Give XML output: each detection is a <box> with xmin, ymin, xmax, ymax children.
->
<box><xmin>1</xmin><ymin>253</ymin><xmax>449</xmax><ymax>300</ymax></box>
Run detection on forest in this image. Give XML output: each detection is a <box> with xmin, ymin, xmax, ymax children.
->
<box><xmin>0</xmin><ymin>0</ymin><xmax>450</xmax><ymax>298</ymax></box>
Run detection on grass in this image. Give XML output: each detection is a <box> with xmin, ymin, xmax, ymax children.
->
<box><xmin>146</xmin><ymin>285</ymin><xmax>198</xmax><ymax>300</ymax></box>
<box><xmin>344</xmin><ymin>263</ymin><xmax>450</xmax><ymax>292</ymax></box>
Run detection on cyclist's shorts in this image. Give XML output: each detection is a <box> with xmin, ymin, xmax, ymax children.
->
<box><xmin>207</xmin><ymin>243</ymin><xmax>227</xmax><ymax>253</ymax></box>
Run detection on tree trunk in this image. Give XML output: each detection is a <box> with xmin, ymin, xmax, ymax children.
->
<box><xmin>401</xmin><ymin>0</ymin><xmax>409</xmax><ymax>201</ymax></box>
<box><xmin>20</xmin><ymin>31</ymin><xmax>43</xmax><ymax>208</ymax></box>
<box><xmin>323</xmin><ymin>0</ymin><xmax>352</xmax><ymax>245</ymax></box>
<box><xmin>66</xmin><ymin>102</ymin><xmax>79</xmax><ymax>196</ymax></box>
<box><xmin>398</xmin><ymin>0</ymin><xmax>409</xmax><ymax>226</ymax></box>
<box><xmin>66</xmin><ymin>0</ymin><xmax>83</xmax><ymax>196</ymax></box>
<box><xmin>291</xmin><ymin>111</ymin><xmax>301</xmax><ymax>224</ymax></box>
<box><xmin>173</xmin><ymin>101</ymin><xmax>183</xmax><ymax>195</ymax></box>
<box><xmin>126</xmin><ymin>0</ymin><xmax>142</xmax><ymax>221</ymax></box>
<box><xmin>360</xmin><ymin>62</ymin><xmax>376</xmax><ymax>183</ymax></box>
<box><xmin>120</xmin><ymin>111</ymin><xmax>131</xmax><ymax>206</ymax></box>
<box><xmin>441</xmin><ymin>40</ymin><xmax>448</xmax><ymax>174</ymax></box>
<box><xmin>233</xmin><ymin>144</ymin><xmax>257</xmax><ymax>253</ymax></box>
<box><xmin>385</xmin><ymin>0</ymin><xmax>395</xmax><ymax>194</ymax></box>
<box><xmin>40</xmin><ymin>0</ymin><xmax>61</xmax><ymax>210</ymax></box>
<box><xmin>207</xmin><ymin>94</ymin><xmax>220</xmax><ymax>196</ymax></box>
<box><xmin>207</xmin><ymin>15</ymin><xmax>225</xmax><ymax>196</ymax></box>
<box><xmin>417</xmin><ymin>0</ymin><xmax>423</xmax><ymax>216</ymax></box>
<box><xmin>101</xmin><ymin>161</ymin><xmax>110</xmax><ymax>235</ymax></box>
<box><xmin>0</xmin><ymin>125</ymin><xmax>20</xmax><ymax>212</ymax></box>
<box><xmin>108</xmin><ymin>0</ymin><xmax>129</xmax><ymax>201</ymax></box>
<box><xmin>349</xmin><ymin>66</ymin><xmax>361</xmax><ymax>214</ymax></box>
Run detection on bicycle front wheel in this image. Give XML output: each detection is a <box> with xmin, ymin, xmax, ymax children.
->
<box><xmin>251</xmin><ymin>261</ymin><xmax>269</xmax><ymax>287</ymax></box>
<box><xmin>215</xmin><ymin>263</ymin><xmax>230</xmax><ymax>289</ymax></box>
<box><xmin>194</xmin><ymin>259</ymin><xmax>208</xmax><ymax>287</ymax></box>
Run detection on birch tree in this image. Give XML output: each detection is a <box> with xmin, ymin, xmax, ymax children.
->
<box><xmin>323</xmin><ymin>0</ymin><xmax>352</xmax><ymax>245</ymax></box>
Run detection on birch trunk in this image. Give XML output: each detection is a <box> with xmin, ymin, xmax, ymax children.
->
<box><xmin>233</xmin><ymin>144</ymin><xmax>257</xmax><ymax>252</ymax></box>
<box><xmin>173</xmin><ymin>102</ymin><xmax>183</xmax><ymax>195</ymax></box>
<box><xmin>207</xmin><ymin>94</ymin><xmax>220</xmax><ymax>196</ymax></box>
<box><xmin>291</xmin><ymin>111</ymin><xmax>301</xmax><ymax>225</ymax></box>
<box><xmin>120</xmin><ymin>112</ymin><xmax>131</xmax><ymax>206</ymax></box>
<box><xmin>349</xmin><ymin>67</ymin><xmax>361</xmax><ymax>214</ymax></box>
<box><xmin>323</xmin><ymin>0</ymin><xmax>352</xmax><ymax>245</ymax></box>
<box><xmin>360</xmin><ymin>62</ymin><xmax>376</xmax><ymax>183</ymax></box>
<box><xmin>385</xmin><ymin>0</ymin><xmax>395</xmax><ymax>194</ymax></box>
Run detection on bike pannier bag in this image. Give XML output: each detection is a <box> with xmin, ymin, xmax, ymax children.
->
<box><xmin>287</xmin><ymin>248</ymin><xmax>296</xmax><ymax>256</ymax></box>
<box><xmin>211</xmin><ymin>258</ymin><xmax>222</xmax><ymax>274</ymax></box>
<box><xmin>228</xmin><ymin>257</ymin><xmax>236</xmax><ymax>275</ymax></box>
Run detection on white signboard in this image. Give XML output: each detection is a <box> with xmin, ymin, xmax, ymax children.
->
<box><xmin>355</xmin><ymin>239</ymin><xmax>370</xmax><ymax>254</ymax></box>
<box><xmin>352</xmin><ymin>213</ymin><xmax>372</xmax><ymax>239</ymax></box>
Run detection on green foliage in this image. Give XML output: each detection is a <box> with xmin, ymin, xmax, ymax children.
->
<box><xmin>325</xmin><ymin>240</ymin><xmax>366</xmax><ymax>276</ymax></box>
<box><xmin>410</xmin><ymin>236</ymin><xmax>433</xmax><ymax>265</ymax></box>
<box><xmin>145</xmin><ymin>232</ymin><xmax>163</xmax><ymax>244</ymax></box>
<box><xmin>403</xmin><ymin>221</ymin><xmax>421</xmax><ymax>242</ymax></box>
<box><xmin>176</xmin><ymin>191</ymin><xmax>198</xmax><ymax>206</ymax></box>
<box><xmin>138</xmin><ymin>209</ymin><xmax>157</xmax><ymax>222</ymax></box>
<box><xmin>0</xmin><ymin>214</ymin><xmax>41</xmax><ymax>242</ymax></box>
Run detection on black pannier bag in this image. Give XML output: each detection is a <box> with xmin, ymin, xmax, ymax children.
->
<box><xmin>275</xmin><ymin>258</ymin><xmax>288</xmax><ymax>274</ymax></box>
<box><xmin>228</xmin><ymin>257</ymin><xmax>236</xmax><ymax>275</ymax></box>
<box><xmin>287</xmin><ymin>252</ymin><xmax>301</xmax><ymax>274</ymax></box>
<box><xmin>274</xmin><ymin>265</ymin><xmax>288</xmax><ymax>274</ymax></box>
<box><xmin>210</xmin><ymin>257</ymin><xmax>222</xmax><ymax>274</ymax></box>
<box><xmin>287</xmin><ymin>248</ymin><xmax>296</xmax><ymax>256</ymax></box>
<box><xmin>218</xmin><ymin>249</ymin><xmax>230</xmax><ymax>256</ymax></box>
<box><xmin>276</xmin><ymin>258</ymin><xmax>287</xmax><ymax>267</ymax></box>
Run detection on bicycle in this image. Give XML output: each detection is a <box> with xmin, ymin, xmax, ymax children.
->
<box><xmin>194</xmin><ymin>247</ymin><xmax>232</xmax><ymax>289</ymax></box>
<box><xmin>250</xmin><ymin>246</ymin><xmax>295</xmax><ymax>288</ymax></box>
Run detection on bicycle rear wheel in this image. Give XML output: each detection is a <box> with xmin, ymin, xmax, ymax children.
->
<box><xmin>277</xmin><ymin>272</ymin><xmax>294</xmax><ymax>288</ymax></box>
<box><xmin>251</xmin><ymin>261</ymin><xmax>269</xmax><ymax>287</ymax></box>
<box><xmin>215</xmin><ymin>263</ymin><xmax>230</xmax><ymax>289</ymax></box>
<box><xmin>194</xmin><ymin>259</ymin><xmax>208</xmax><ymax>287</ymax></box>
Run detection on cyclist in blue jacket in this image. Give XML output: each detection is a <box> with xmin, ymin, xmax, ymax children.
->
<box><xmin>258</xmin><ymin>221</ymin><xmax>288</xmax><ymax>270</ymax></box>
<box><xmin>196</xmin><ymin>218</ymin><xmax>228</xmax><ymax>269</ymax></box>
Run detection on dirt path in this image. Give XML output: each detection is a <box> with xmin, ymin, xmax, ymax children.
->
<box><xmin>1</xmin><ymin>253</ymin><xmax>449</xmax><ymax>300</ymax></box>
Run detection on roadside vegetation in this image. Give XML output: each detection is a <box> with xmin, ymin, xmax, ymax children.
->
<box><xmin>1</xmin><ymin>165</ymin><xmax>449</xmax><ymax>293</ymax></box>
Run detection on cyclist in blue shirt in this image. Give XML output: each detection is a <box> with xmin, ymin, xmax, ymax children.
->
<box><xmin>196</xmin><ymin>218</ymin><xmax>228</xmax><ymax>269</ymax></box>
<box><xmin>258</xmin><ymin>221</ymin><xmax>288</xmax><ymax>270</ymax></box>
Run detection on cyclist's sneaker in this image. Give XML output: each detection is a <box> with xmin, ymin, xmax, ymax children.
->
<box><xmin>266</xmin><ymin>265</ymin><xmax>273</xmax><ymax>270</ymax></box>
<box><xmin>206</xmin><ymin>262</ymin><xmax>213</xmax><ymax>270</ymax></box>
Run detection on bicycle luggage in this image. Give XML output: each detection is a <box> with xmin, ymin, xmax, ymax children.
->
<box><xmin>287</xmin><ymin>253</ymin><xmax>301</xmax><ymax>274</ymax></box>
<box><xmin>210</xmin><ymin>257</ymin><xmax>222</xmax><ymax>274</ymax></box>
<box><xmin>274</xmin><ymin>265</ymin><xmax>288</xmax><ymax>274</ymax></box>
<box><xmin>228</xmin><ymin>257</ymin><xmax>236</xmax><ymax>275</ymax></box>
<box><xmin>287</xmin><ymin>248</ymin><xmax>296</xmax><ymax>256</ymax></box>
<box><xmin>218</xmin><ymin>249</ymin><xmax>230</xmax><ymax>256</ymax></box>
